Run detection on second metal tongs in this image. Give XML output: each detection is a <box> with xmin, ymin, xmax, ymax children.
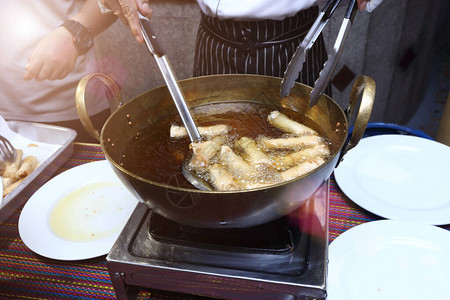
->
<box><xmin>281</xmin><ymin>0</ymin><xmax>358</xmax><ymax>107</ymax></box>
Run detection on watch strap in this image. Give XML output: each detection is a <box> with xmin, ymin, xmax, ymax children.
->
<box><xmin>61</xmin><ymin>20</ymin><xmax>93</xmax><ymax>54</ymax></box>
<box><xmin>61</xmin><ymin>20</ymin><xmax>87</xmax><ymax>36</ymax></box>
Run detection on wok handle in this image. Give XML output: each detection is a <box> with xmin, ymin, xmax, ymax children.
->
<box><xmin>341</xmin><ymin>75</ymin><xmax>375</xmax><ymax>156</ymax></box>
<box><xmin>75</xmin><ymin>73</ymin><xmax>123</xmax><ymax>141</ymax></box>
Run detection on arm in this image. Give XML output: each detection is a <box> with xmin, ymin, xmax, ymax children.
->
<box><xmin>23</xmin><ymin>0</ymin><xmax>118</xmax><ymax>81</ymax></box>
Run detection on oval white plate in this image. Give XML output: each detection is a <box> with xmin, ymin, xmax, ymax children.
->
<box><xmin>328</xmin><ymin>220</ymin><xmax>450</xmax><ymax>300</ymax></box>
<box><xmin>19</xmin><ymin>160</ymin><xmax>138</xmax><ymax>260</ymax></box>
<box><xmin>334</xmin><ymin>135</ymin><xmax>450</xmax><ymax>224</ymax></box>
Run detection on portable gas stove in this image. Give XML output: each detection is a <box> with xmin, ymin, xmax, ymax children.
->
<box><xmin>107</xmin><ymin>180</ymin><xmax>329</xmax><ymax>300</ymax></box>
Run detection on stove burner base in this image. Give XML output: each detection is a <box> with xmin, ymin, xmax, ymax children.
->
<box><xmin>107</xmin><ymin>181</ymin><xmax>329</xmax><ymax>300</ymax></box>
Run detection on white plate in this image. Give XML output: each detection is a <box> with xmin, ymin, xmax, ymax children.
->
<box><xmin>328</xmin><ymin>220</ymin><xmax>450</xmax><ymax>300</ymax></box>
<box><xmin>19</xmin><ymin>160</ymin><xmax>138</xmax><ymax>260</ymax></box>
<box><xmin>334</xmin><ymin>135</ymin><xmax>450</xmax><ymax>225</ymax></box>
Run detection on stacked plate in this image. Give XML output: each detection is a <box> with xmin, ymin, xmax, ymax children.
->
<box><xmin>329</xmin><ymin>134</ymin><xmax>450</xmax><ymax>299</ymax></box>
<box><xmin>327</xmin><ymin>220</ymin><xmax>450</xmax><ymax>299</ymax></box>
<box><xmin>334</xmin><ymin>134</ymin><xmax>450</xmax><ymax>225</ymax></box>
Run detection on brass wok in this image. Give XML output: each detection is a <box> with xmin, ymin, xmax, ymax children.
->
<box><xmin>76</xmin><ymin>74</ymin><xmax>375</xmax><ymax>228</ymax></box>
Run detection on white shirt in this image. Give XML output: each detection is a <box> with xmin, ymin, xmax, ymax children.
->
<box><xmin>196</xmin><ymin>0</ymin><xmax>383</xmax><ymax>20</ymax></box>
<box><xmin>0</xmin><ymin>0</ymin><xmax>107</xmax><ymax>122</ymax></box>
<box><xmin>196</xmin><ymin>0</ymin><xmax>319</xmax><ymax>20</ymax></box>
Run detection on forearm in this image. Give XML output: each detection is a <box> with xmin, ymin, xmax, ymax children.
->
<box><xmin>23</xmin><ymin>0</ymin><xmax>116</xmax><ymax>81</ymax></box>
<box><xmin>71</xmin><ymin>0</ymin><xmax>117</xmax><ymax>36</ymax></box>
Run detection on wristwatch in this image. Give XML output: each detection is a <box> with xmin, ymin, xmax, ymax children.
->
<box><xmin>61</xmin><ymin>20</ymin><xmax>94</xmax><ymax>55</ymax></box>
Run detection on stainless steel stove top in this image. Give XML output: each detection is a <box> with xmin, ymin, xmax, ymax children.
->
<box><xmin>107</xmin><ymin>181</ymin><xmax>329</xmax><ymax>300</ymax></box>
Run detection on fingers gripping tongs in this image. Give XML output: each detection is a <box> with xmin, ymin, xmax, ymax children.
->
<box><xmin>280</xmin><ymin>0</ymin><xmax>358</xmax><ymax>107</ymax></box>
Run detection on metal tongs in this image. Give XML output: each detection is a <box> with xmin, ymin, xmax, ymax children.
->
<box><xmin>280</xmin><ymin>0</ymin><xmax>358</xmax><ymax>107</ymax></box>
<box><xmin>139</xmin><ymin>14</ymin><xmax>216</xmax><ymax>191</ymax></box>
<box><xmin>138</xmin><ymin>13</ymin><xmax>201</xmax><ymax>143</ymax></box>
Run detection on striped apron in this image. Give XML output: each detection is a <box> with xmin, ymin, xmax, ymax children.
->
<box><xmin>193</xmin><ymin>5</ymin><xmax>331</xmax><ymax>95</ymax></box>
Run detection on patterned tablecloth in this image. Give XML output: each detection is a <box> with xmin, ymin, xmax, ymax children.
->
<box><xmin>0</xmin><ymin>143</ymin><xmax>448</xmax><ymax>299</ymax></box>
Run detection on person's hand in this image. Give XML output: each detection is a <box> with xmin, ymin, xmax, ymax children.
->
<box><xmin>23</xmin><ymin>27</ymin><xmax>79</xmax><ymax>81</ymax></box>
<box><xmin>357</xmin><ymin>0</ymin><xmax>368</xmax><ymax>11</ymax></box>
<box><xmin>357</xmin><ymin>0</ymin><xmax>383</xmax><ymax>12</ymax></box>
<box><xmin>98</xmin><ymin>0</ymin><xmax>152</xmax><ymax>44</ymax></box>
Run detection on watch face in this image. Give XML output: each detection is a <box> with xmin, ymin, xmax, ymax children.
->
<box><xmin>74</xmin><ymin>31</ymin><xmax>93</xmax><ymax>54</ymax></box>
<box><xmin>62</xmin><ymin>20</ymin><xmax>94</xmax><ymax>54</ymax></box>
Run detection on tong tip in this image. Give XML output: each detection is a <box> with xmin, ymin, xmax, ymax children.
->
<box><xmin>309</xmin><ymin>90</ymin><xmax>322</xmax><ymax>108</ymax></box>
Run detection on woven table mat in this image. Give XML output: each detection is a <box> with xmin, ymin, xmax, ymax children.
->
<box><xmin>58</xmin><ymin>142</ymin><xmax>107</xmax><ymax>171</ymax></box>
<box><xmin>0</xmin><ymin>143</ymin><xmax>114</xmax><ymax>300</ymax></box>
<box><xmin>329</xmin><ymin>176</ymin><xmax>382</xmax><ymax>242</ymax></box>
<box><xmin>0</xmin><ymin>143</ymin><xmax>447</xmax><ymax>299</ymax></box>
<box><xmin>329</xmin><ymin>175</ymin><xmax>450</xmax><ymax>239</ymax></box>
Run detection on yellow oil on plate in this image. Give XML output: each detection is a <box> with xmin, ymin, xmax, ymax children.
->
<box><xmin>19</xmin><ymin>160</ymin><xmax>138</xmax><ymax>260</ymax></box>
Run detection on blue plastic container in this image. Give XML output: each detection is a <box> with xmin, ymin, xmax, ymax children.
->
<box><xmin>349</xmin><ymin>122</ymin><xmax>433</xmax><ymax>140</ymax></box>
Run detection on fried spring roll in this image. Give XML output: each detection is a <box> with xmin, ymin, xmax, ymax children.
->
<box><xmin>259</xmin><ymin>135</ymin><xmax>322</xmax><ymax>150</ymax></box>
<box><xmin>189</xmin><ymin>137</ymin><xmax>224</xmax><ymax>169</ymax></box>
<box><xmin>3</xmin><ymin>178</ymin><xmax>25</xmax><ymax>198</ymax></box>
<box><xmin>236</xmin><ymin>137</ymin><xmax>272</xmax><ymax>167</ymax></box>
<box><xmin>208</xmin><ymin>164</ymin><xmax>240</xmax><ymax>191</ymax></box>
<box><xmin>2</xmin><ymin>177</ymin><xmax>14</xmax><ymax>190</ymax></box>
<box><xmin>3</xmin><ymin>149</ymin><xmax>23</xmax><ymax>179</ymax></box>
<box><xmin>170</xmin><ymin>124</ymin><xmax>229</xmax><ymax>138</ymax></box>
<box><xmin>274</xmin><ymin>145</ymin><xmax>330</xmax><ymax>170</ymax></box>
<box><xmin>15</xmin><ymin>156</ymin><xmax>38</xmax><ymax>179</ymax></box>
<box><xmin>268</xmin><ymin>111</ymin><xmax>317</xmax><ymax>136</ymax></box>
<box><xmin>219</xmin><ymin>145</ymin><xmax>254</xmax><ymax>180</ymax></box>
<box><xmin>280</xmin><ymin>157</ymin><xmax>325</xmax><ymax>182</ymax></box>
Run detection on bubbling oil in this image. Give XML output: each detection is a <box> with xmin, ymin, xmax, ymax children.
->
<box><xmin>120</xmin><ymin>101</ymin><xmax>328</xmax><ymax>189</ymax></box>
